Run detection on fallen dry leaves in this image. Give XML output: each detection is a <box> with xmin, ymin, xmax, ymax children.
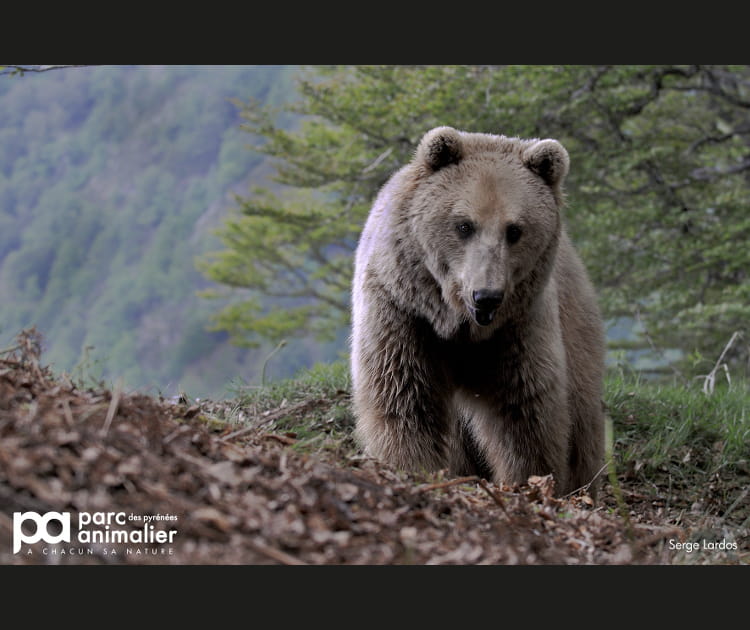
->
<box><xmin>0</xmin><ymin>329</ymin><xmax>707</xmax><ymax>565</ymax></box>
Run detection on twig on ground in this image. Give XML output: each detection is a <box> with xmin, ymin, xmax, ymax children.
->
<box><xmin>478</xmin><ymin>479</ymin><xmax>511</xmax><ymax>516</ymax></box>
<box><xmin>698</xmin><ymin>331</ymin><xmax>741</xmax><ymax>395</ymax></box>
<box><xmin>416</xmin><ymin>476</ymin><xmax>479</xmax><ymax>492</ymax></box>
<box><xmin>561</xmin><ymin>462</ymin><xmax>609</xmax><ymax>500</ymax></box>
<box><xmin>415</xmin><ymin>475</ymin><xmax>512</xmax><ymax>517</ymax></box>
<box><xmin>262</xmin><ymin>433</ymin><xmax>297</xmax><ymax>445</ymax></box>
<box><xmin>100</xmin><ymin>379</ymin><xmax>122</xmax><ymax>436</ymax></box>
<box><xmin>219</xmin><ymin>398</ymin><xmax>321</xmax><ymax>442</ymax></box>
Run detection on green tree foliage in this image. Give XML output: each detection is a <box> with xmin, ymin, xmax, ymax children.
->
<box><xmin>552</xmin><ymin>66</ymin><xmax>750</xmax><ymax>377</ymax></box>
<box><xmin>201</xmin><ymin>65</ymin><xmax>750</xmax><ymax>377</ymax></box>
<box><xmin>200</xmin><ymin>66</ymin><xmax>507</xmax><ymax>346</ymax></box>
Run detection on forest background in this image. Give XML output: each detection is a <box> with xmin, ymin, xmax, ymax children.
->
<box><xmin>1</xmin><ymin>65</ymin><xmax>748</xmax><ymax>398</ymax></box>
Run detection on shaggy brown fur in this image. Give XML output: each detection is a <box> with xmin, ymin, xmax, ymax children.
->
<box><xmin>350</xmin><ymin>127</ymin><xmax>605</xmax><ymax>497</ymax></box>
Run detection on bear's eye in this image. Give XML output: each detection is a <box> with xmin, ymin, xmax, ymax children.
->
<box><xmin>456</xmin><ymin>221</ymin><xmax>476</xmax><ymax>238</ymax></box>
<box><xmin>506</xmin><ymin>223</ymin><xmax>522</xmax><ymax>244</ymax></box>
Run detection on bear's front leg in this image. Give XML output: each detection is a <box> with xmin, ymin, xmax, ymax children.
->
<box><xmin>351</xmin><ymin>298</ymin><xmax>452</xmax><ymax>474</ymax></box>
<box><xmin>464</xmin><ymin>312</ymin><xmax>574</xmax><ymax>495</ymax></box>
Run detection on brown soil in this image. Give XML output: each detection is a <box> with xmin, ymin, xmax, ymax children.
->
<box><xmin>1</xmin><ymin>329</ymin><xmax>746</xmax><ymax>565</ymax></box>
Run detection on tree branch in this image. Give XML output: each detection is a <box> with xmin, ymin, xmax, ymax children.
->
<box><xmin>689</xmin><ymin>156</ymin><xmax>750</xmax><ymax>182</ymax></box>
<box><xmin>0</xmin><ymin>65</ymin><xmax>90</xmax><ymax>77</ymax></box>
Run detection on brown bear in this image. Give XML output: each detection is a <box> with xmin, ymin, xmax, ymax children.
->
<box><xmin>350</xmin><ymin>126</ymin><xmax>606</xmax><ymax>497</ymax></box>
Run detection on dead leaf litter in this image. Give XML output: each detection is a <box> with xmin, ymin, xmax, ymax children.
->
<box><xmin>0</xmin><ymin>329</ymin><xmax>743</xmax><ymax>564</ymax></box>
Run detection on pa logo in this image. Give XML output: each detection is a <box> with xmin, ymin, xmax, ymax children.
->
<box><xmin>13</xmin><ymin>511</ymin><xmax>71</xmax><ymax>553</ymax></box>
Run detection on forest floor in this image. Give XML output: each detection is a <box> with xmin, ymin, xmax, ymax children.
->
<box><xmin>1</xmin><ymin>329</ymin><xmax>747</xmax><ymax>565</ymax></box>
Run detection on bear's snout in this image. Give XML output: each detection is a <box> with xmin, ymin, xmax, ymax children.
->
<box><xmin>470</xmin><ymin>289</ymin><xmax>505</xmax><ymax>326</ymax></box>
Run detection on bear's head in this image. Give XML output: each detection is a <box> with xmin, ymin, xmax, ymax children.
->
<box><xmin>406</xmin><ymin>126</ymin><xmax>569</xmax><ymax>338</ymax></box>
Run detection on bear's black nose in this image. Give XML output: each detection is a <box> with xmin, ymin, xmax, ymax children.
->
<box><xmin>472</xmin><ymin>289</ymin><xmax>505</xmax><ymax>311</ymax></box>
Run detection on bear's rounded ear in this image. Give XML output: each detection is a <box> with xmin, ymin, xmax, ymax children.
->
<box><xmin>416</xmin><ymin>126</ymin><xmax>464</xmax><ymax>172</ymax></box>
<box><xmin>522</xmin><ymin>139</ymin><xmax>570</xmax><ymax>187</ymax></box>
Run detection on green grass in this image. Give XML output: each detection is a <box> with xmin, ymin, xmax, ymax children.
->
<box><xmin>224</xmin><ymin>360</ymin><xmax>357</xmax><ymax>457</ymax></box>
<box><xmin>229</xmin><ymin>360</ymin><xmax>352</xmax><ymax>410</ymax></box>
<box><xmin>606</xmin><ymin>369</ymin><xmax>750</xmax><ymax>478</ymax></box>
<box><xmin>605</xmin><ymin>368</ymin><xmax>750</xmax><ymax>539</ymax></box>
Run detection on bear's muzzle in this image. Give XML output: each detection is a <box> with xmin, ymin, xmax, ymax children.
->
<box><xmin>469</xmin><ymin>289</ymin><xmax>505</xmax><ymax>326</ymax></box>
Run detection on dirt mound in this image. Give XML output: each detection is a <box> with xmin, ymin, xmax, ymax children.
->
<box><xmin>0</xmin><ymin>329</ymin><xmax>684</xmax><ymax>564</ymax></box>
